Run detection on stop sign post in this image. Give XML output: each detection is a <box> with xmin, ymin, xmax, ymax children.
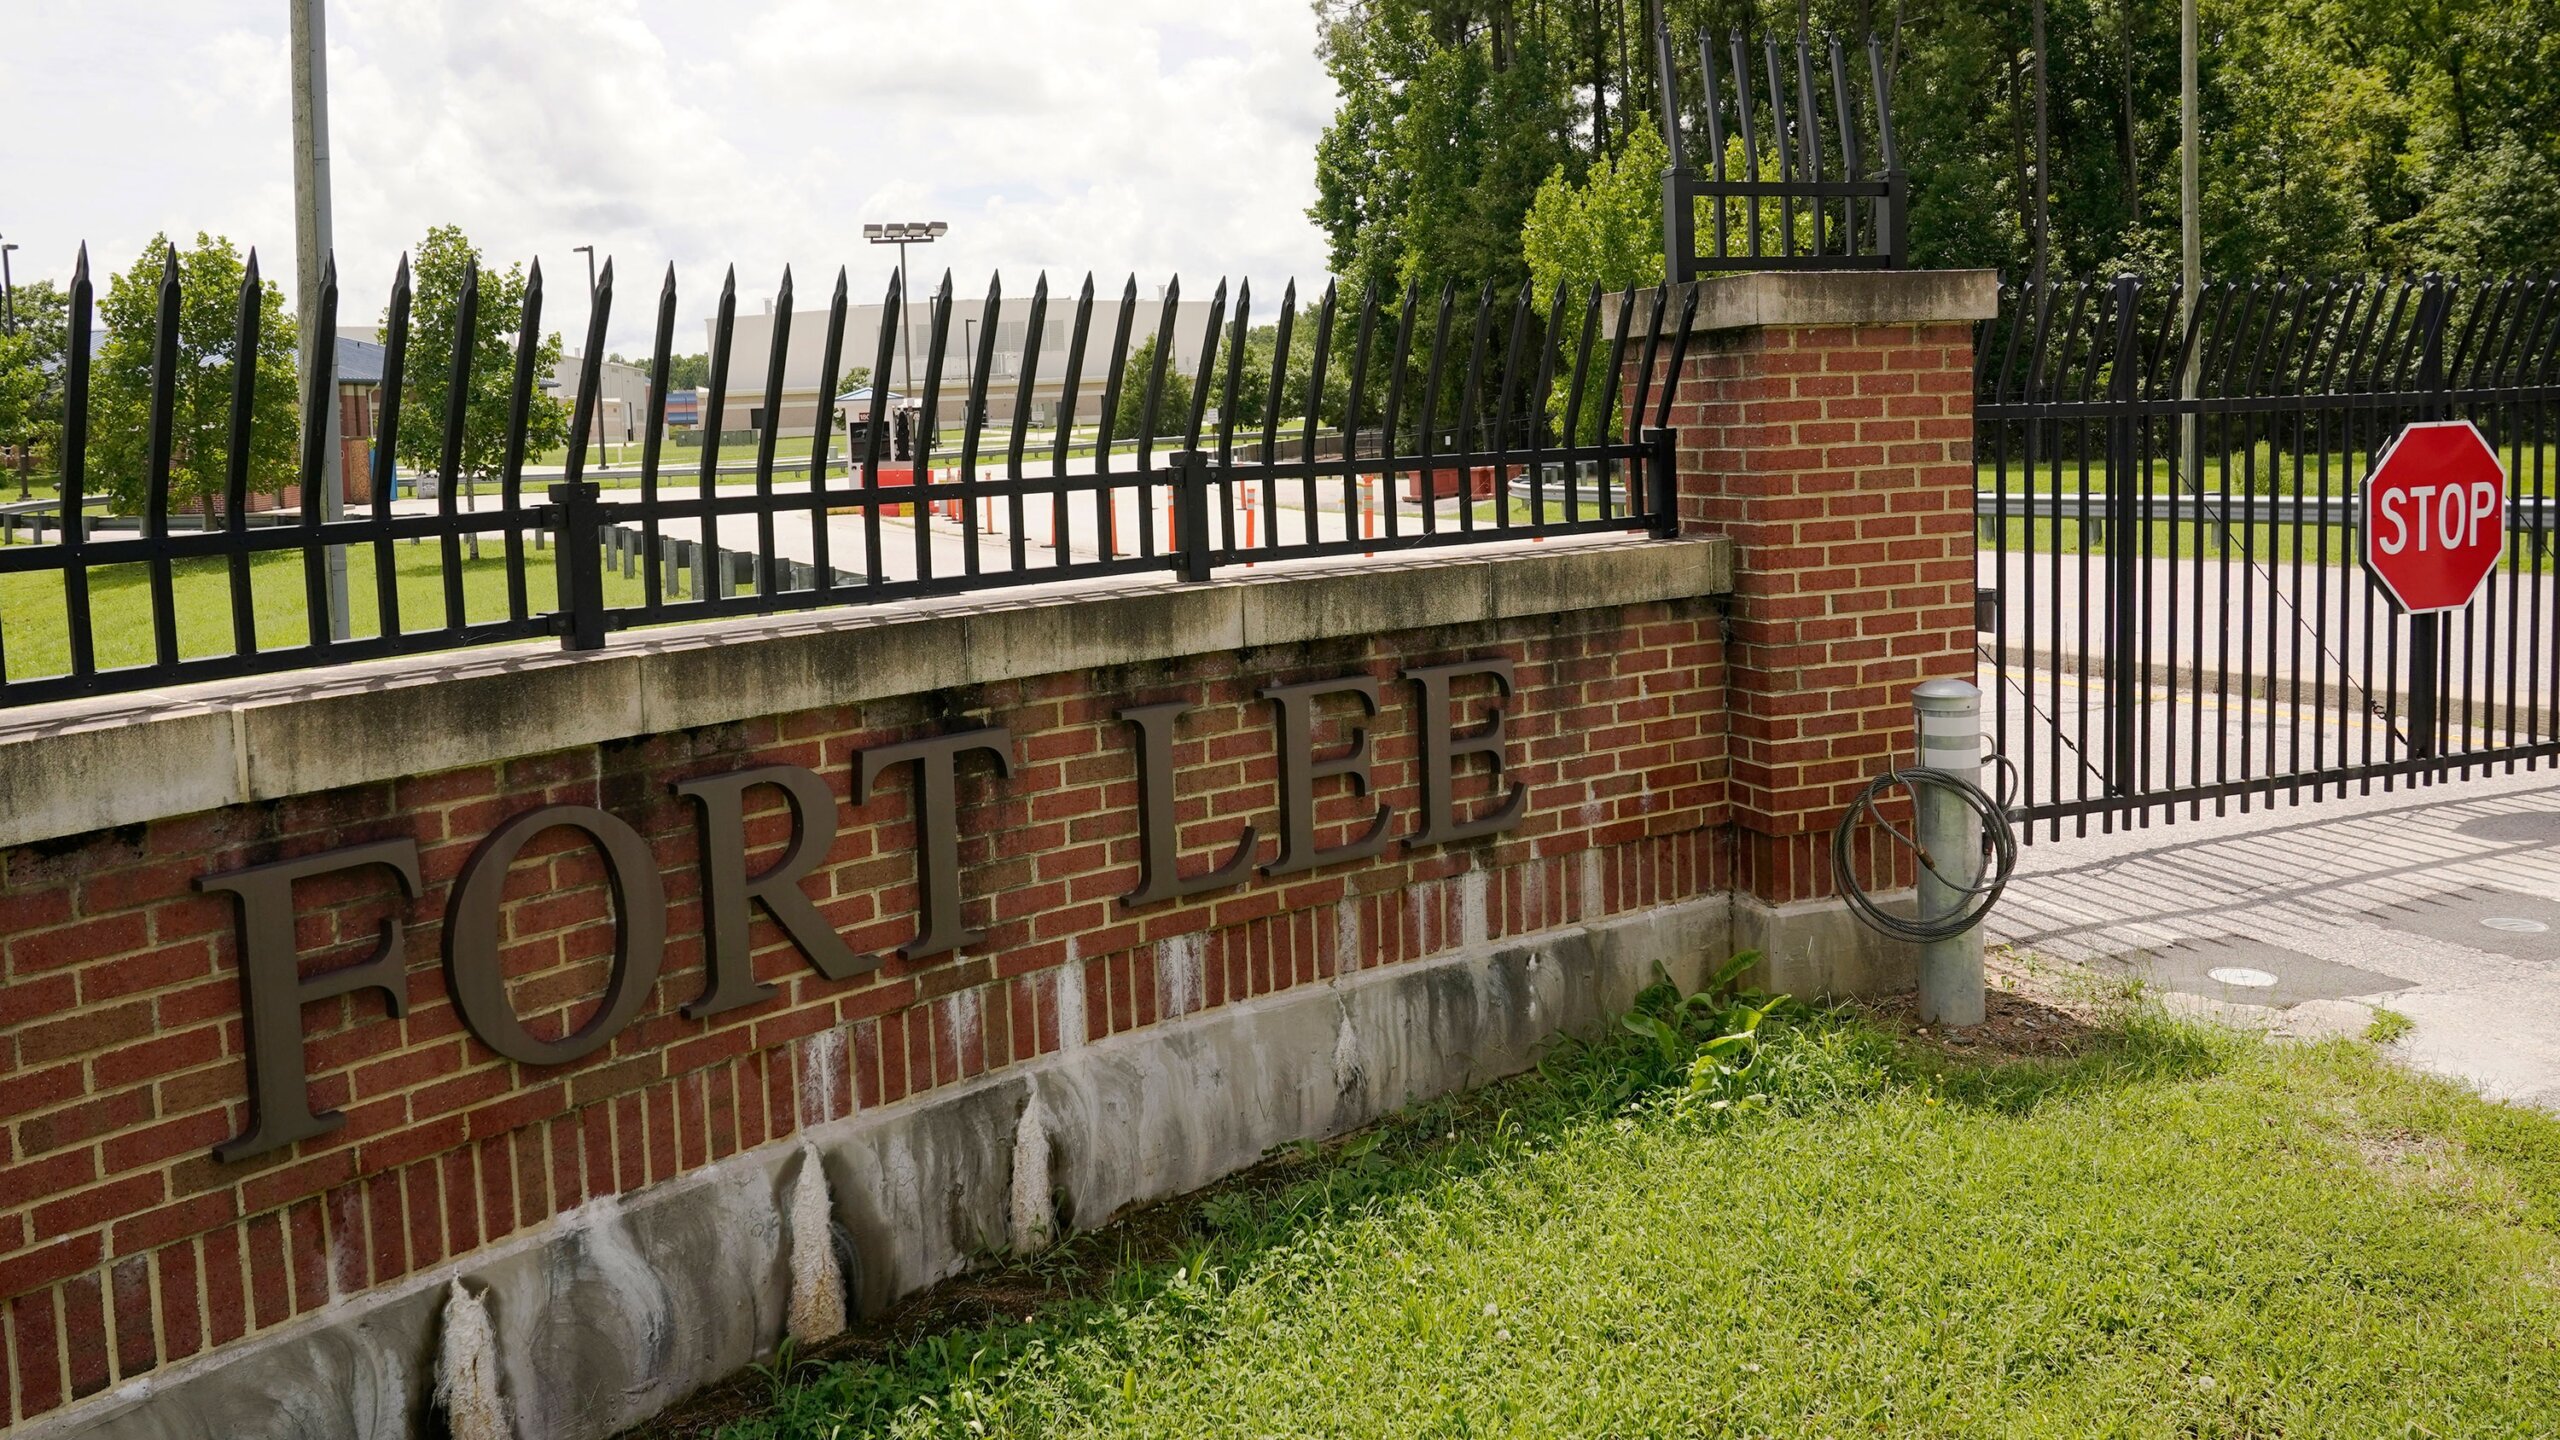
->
<box><xmin>2362</xmin><ymin>418</ymin><xmax>2507</xmax><ymax>757</ymax></box>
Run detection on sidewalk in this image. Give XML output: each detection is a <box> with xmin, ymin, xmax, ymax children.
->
<box><xmin>1990</xmin><ymin>761</ymin><xmax>2560</xmax><ymax>1109</ymax></box>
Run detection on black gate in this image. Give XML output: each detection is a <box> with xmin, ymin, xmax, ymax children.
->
<box><xmin>1975</xmin><ymin>274</ymin><xmax>2560</xmax><ymax>838</ymax></box>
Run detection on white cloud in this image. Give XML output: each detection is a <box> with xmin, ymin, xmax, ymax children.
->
<box><xmin>5</xmin><ymin>0</ymin><xmax>1334</xmax><ymax>353</ymax></box>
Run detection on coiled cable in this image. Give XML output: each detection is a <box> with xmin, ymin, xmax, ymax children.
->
<box><xmin>1830</xmin><ymin>755</ymin><xmax>2021</xmax><ymax>944</ymax></box>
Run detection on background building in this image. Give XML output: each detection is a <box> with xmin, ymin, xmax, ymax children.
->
<box><xmin>708</xmin><ymin>291</ymin><xmax>1219</xmax><ymax>439</ymax></box>
<box><xmin>549</xmin><ymin>354</ymin><xmax>653</xmax><ymax>450</ymax></box>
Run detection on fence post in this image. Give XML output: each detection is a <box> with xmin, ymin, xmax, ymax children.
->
<box><xmin>1643</xmin><ymin>427</ymin><xmax>1680</xmax><ymax>539</ymax></box>
<box><xmin>2104</xmin><ymin>274</ymin><xmax>2142</xmax><ymax>797</ymax></box>
<box><xmin>1882</xmin><ymin>171</ymin><xmax>1910</xmax><ymax>270</ymax></box>
<box><xmin>2409</xmin><ymin>273</ymin><xmax>2449</xmax><ymax>763</ymax></box>
<box><xmin>1172</xmin><ymin>450</ymin><xmax>1213</xmax><ymax>583</ymax></box>
<box><xmin>549</xmin><ymin>480</ymin><xmax>607</xmax><ymax>652</ymax></box>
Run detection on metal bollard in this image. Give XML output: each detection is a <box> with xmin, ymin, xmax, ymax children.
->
<box><xmin>1912</xmin><ymin>679</ymin><xmax>1985</xmax><ymax>1026</ymax></box>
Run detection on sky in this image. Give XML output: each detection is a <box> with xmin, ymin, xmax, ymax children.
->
<box><xmin>4</xmin><ymin>0</ymin><xmax>1337</xmax><ymax>355</ymax></box>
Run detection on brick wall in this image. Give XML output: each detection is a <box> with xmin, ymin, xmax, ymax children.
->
<box><xmin>3</xmin><ymin>281</ymin><xmax>1990</xmax><ymax>1430</ymax></box>
<box><xmin>0</xmin><ymin>601</ymin><xmax>1726</xmax><ymax>1428</ymax></box>
<box><xmin>1654</xmin><ymin>319</ymin><xmax>1979</xmax><ymax>902</ymax></box>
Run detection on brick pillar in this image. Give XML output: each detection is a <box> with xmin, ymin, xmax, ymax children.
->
<box><xmin>1644</xmin><ymin>272</ymin><xmax>1999</xmax><ymax>994</ymax></box>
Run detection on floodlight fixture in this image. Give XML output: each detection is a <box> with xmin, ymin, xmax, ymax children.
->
<box><xmin>864</xmin><ymin>221</ymin><xmax>949</xmax><ymax>403</ymax></box>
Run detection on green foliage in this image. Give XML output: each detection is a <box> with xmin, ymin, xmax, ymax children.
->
<box><xmin>0</xmin><ymin>280</ymin><xmax>72</xmax><ymax>490</ymax></box>
<box><xmin>390</xmin><ymin>225</ymin><xmax>568</xmax><ymax>493</ymax></box>
<box><xmin>89</xmin><ymin>234</ymin><xmax>299</xmax><ymax>513</ymax></box>
<box><xmin>1109</xmin><ymin>336</ymin><xmax>1195</xmax><ymax>441</ymax></box>
<box><xmin>0</xmin><ymin>329</ymin><xmax>47</xmax><ymax>487</ymax></box>
<box><xmin>1312</xmin><ymin>0</ymin><xmax>1578</xmax><ymax>302</ymax></box>
<box><xmin>1522</xmin><ymin>115</ymin><xmax>1668</xmax><ymax>304</ymax></box>
<box><xmin>1317</xmin><ymin>0</ymin><xmax>2560</xmax><ymax>296</ymax></box>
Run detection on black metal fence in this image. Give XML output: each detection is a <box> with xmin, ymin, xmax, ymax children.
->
<box><xmin>1976</xmin><ymin>273</ymin><xmax>2560</xmax><ymax>838</ymax></box>
<box><xmin>1649</xmin><ymin>26</ymin><xmax>1907</xmax><ymax>281</ymax></box>
<box><xmin>0</xmin><ymin>246</ymin><xmax>1701</xmax><ymax>708</ymax></box>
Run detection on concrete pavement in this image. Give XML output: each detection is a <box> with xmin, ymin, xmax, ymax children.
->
<box><xmin>1990</xmin><ymin>756</ymin><xmax>2560</xmax><ymax>1109</ymax></box>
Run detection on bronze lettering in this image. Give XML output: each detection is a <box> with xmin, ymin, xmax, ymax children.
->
<box><xmin>1261</xmin><ymin>675</ymin><xmax>1392</xmax><ymax>876</ymax></box>
<box><xmin>855</xmin><ymin>726</ymin><xmax>1015</xmax><ymax>960</ymax></box>
<box><xmin>1404</xmin><ymin>658</ymin><xmax>1528</xmax><ymax>845</ymax></box>
<box><xmin>444</xmin><ymin>805</ymin><xmax>667</xmax><ymax>1066</ymax></box>
<box><xmin>198</xmin><ymin>840</ymin><xmax>422</xmax><ymax>1163</ymax></box>
<box><xmin>1119</xmin><ymin>701</ymin><xmax>1259</xmax><ymax>906</ymax></box>
<box><xmin>674</xmin><ymin>765</ymin><xmax>867</xmax><ymax>1019</ymax></box>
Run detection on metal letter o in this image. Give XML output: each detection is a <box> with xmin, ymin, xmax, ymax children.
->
<box><xmin>444</xmin><ymin>804</ymin><xmax>668</xmax><ymax>1067</ymax></box>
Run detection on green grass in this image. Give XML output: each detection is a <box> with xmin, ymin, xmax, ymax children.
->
<box><xmin>0</xmin><ymin>536</ymin><xmax>659</xmax><ymax>681</ymax></box>
<box><xmin>698</xmin><ymin>977</ymin><xmax>2560</xmax><ymax>1439</ymax></box>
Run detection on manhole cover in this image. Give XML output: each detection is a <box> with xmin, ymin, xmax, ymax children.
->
<box><xmin>2091</xmin><ymin>935</ymin><xmax>2410</xmax><ymax>1009</ymax></box>
<box><xmin>2364</xmin><ymin>885</ymin><xmax>2560</xmax><ymax>961</ymax></box>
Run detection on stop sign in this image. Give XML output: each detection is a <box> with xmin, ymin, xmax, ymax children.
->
<box><xmin>2363</xmin><ymin>420</ymin><xmax>2507</xmax><ymax>614</ymax></box>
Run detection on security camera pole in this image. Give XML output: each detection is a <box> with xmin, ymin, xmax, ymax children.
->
<box><xmin>291</xmin><ymin>0</ymin><xmax>350</xmax><ymax>639</ymax></box>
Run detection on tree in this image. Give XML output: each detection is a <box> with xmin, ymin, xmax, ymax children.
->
<box><xmin>1523</xmin><ymin>116</ymin><xmax>1671</xmax><ymax>303</ymax></box>
<box><xmin>90</xmin><ymin>234</ymin><xmax>299</xmax><ymax>514</ymax></box>
<box><xmin>1111</xmin><ymin>335</ymin><xmax>1196</xmax><ymax>440</ymax></box>
<box><xmin>0</xmin><ymin>279</ymin><xmax>73</xmax><ymax>494</ymax></box>
<box><xmin>611</xmin><ymin>351</ymin><xmax>718</xmax><ymax>392</ymax></box>
<box><xmin>0</xmin><ymin>328</ymin><xmax>47</xmax><ymax>498</ymax></box>
<box><xmin>1312</xmin><ymin>1</ymin><xmax>1578</xmax><ymax>301</ymax></box>
<box><xmin>390</xmin><ymin>225</ymin><xmax>568</xmax><ymax>501</ymax></box>
<box><xmin>1312</xmin><ymin>0</ymin><xmax>2560</xmax><ymax>291</ymax></box>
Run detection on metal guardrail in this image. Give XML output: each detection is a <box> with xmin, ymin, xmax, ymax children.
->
<box><xmin>1976</xmin><ymin>491</ymin><xmax>2560</xmax><ymax>529</ymax></box>
<box><xmin>0</xmin><ymin>495</ymin><xmax>111</xmax><ymax>545</ymax></box>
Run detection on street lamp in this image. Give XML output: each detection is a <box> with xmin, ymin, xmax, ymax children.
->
<box><xmin>863</xmin><ymin>221</ymin><xmax>946</xmax><ymax>438</ymax></box>
<box><xmin>573</xmin><ymin>243</ymin><xmax>601</xmax><ymax>457</ymax></box>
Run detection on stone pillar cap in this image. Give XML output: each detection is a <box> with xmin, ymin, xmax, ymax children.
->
<box><xmin>1609</xmin><ymin>269</ymin><xmax>2001</xmax><ymax>338</ymax></box>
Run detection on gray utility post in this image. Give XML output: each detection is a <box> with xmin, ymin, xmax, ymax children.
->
<box><xmin>1912</xmin><ymin>679</ymin><xmax>1986</xmax><ymax>1027</ymax></box>
<box><xmin>1</xmin><ymin>239</ymin><xmax>18</xmax><ymax>333</ymax></box>
<box><xmin>291</xmin><ymin>0</ymin><xmax>350</xmax><ymax>639</ymax></box>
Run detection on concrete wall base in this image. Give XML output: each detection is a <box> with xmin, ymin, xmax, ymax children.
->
<box><xmin>1733</xmin><ymin>891</ymin><xmax>1918</xmax><ymax>1000</ymax></box>
<box><xmin>30</xmin><ymin>896</ymin><xmax>1730</xmax><ymax>1440</ymax></box>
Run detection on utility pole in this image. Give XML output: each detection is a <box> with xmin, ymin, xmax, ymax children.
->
<box><xmin>2180</xmin><ymin>0</ymin><xmax>2202</xmax><ymax>482</ymax></box>
<box><xmin>291</xmin><ymin>0</ymin><xmax>350</xmax><ymax>639</ymax></box>
<box><xmin>2031</xmin><ymin>0</ymin><xmax>2050</xmax><ymax>287</ymax></box>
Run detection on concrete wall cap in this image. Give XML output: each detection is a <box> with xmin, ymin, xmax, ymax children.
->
<box><xmin>0</xmin><ymin>534</ymin><xmax>1731</xmax><ymax>850</ymax></box>
<box><xmin>1608</xmin><ymin>269</ymin><xmax>2002</xmax><ymax>337</ymax></box>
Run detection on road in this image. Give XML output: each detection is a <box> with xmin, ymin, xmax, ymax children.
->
<box><xmin>1990</xmin><ymin>755</ymin><xmax>2560</xmax><ymax>1110</ymax></box>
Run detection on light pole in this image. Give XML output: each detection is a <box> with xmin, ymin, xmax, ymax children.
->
<box><xmin>863</xmin><ymin>220</ymin><xmax>946</xmax><ymax>434</ymax></box>
<box><xmin>291</xmin><ymin>0</ymin><xmax>349</xmax><ymax>639</ymax></box>
<box><xmin>573</xmin><ymin>243</ymin><xmax>601</xmax><ymax>458</ymax></box>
